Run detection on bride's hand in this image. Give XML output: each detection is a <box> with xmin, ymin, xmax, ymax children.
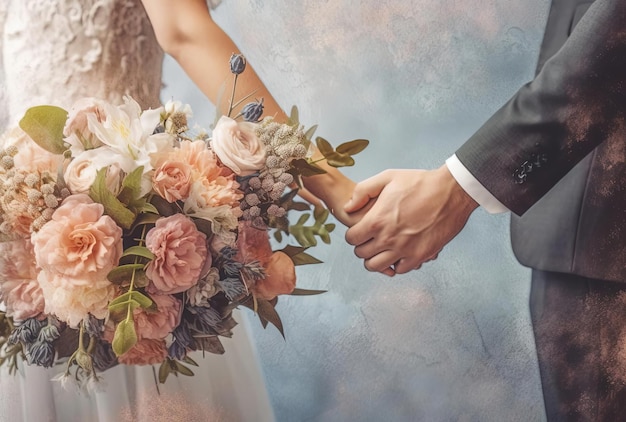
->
<box><xmin>344</xmin><ymin>165</ymin><xmax>478</xmax><ymax>275</ymax></box>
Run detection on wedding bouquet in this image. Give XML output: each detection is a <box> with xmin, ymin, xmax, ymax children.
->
<box><xmin>0</xmin><ymin>55</ymin><xmax>367</xmax><ymax>388</ymax></box>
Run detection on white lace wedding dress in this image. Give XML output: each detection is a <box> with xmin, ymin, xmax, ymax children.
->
<box><xmin>0</xmin><ymin>1</ymin><xmax>274</xmax><ymax>421</ymax></box>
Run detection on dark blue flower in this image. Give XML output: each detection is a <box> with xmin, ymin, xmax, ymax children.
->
<box><xmin>26</xmin><ymin>341</ymin><xmax>55</xmax><ymax>368</ymax></box>
<box><xmin>229</xmin><ymin>54</ymin><xmax>246</xmax><ymax>75</ymax></box>
<box><xmin>168</xmin><ymin>341</ymin><xmax>187</xmax><ymax>360</ymax></box>
<box><xmin>241</xmin><ymin>100</ymin><xmax>264</xmax><ymax>122</ymax></box>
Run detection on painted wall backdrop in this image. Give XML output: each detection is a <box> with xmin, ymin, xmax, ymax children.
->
<box><xmin>162</xmin><ymin>1</ymin><xmax>552</xmax><ymax>420</ymax></box>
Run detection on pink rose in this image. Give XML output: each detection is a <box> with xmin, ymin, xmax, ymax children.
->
<box><xmin>152</xmin><ymin>160</ymin><xmax>192</xmax><ymax>202</ymax></box>
<box><xmin>146</xmin><ymin>214</ymin><xmax>208</xmax><ymax>294</ymax></box>
<box><xmin>64</xmin><ymin>97</ymin><xmax>108</xmax><ymax>154</ymax></box>
<box><xmin>118</xmin><ymin>338</ymin><xmax>168</xmax><ymax>366</ymax></box>
<box><xmin>210</xmin><ymin>116</ymin><xmax>265</xmax><ymax>176</ymax></box>
<box><xmin>32</xmin><ymin>194</ymin><xmax>123</xmax><ymax>288</ymax></box>
<box><xmin>253</xmin><ymin>252</ymin><xmax>296</xmax><ymax>300</ymax></box>
<box><xmin>0</xmin><ymin>240</ymin><xmax>45</xmax><ymax>321</ymax></box>
<box><xmin>133</xmin><ymin>293</ymin><xmax>182</xmax><ymax>340</ymax></box>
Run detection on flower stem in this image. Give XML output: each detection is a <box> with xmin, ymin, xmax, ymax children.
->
<box><xmin>227</xmin><ymin>74</ymin><xmax>239</xmax><ymax>118</ymax></box>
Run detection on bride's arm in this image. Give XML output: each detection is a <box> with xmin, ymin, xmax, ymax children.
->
<box><xmin>141</xmin><ymin>0</ymin><xmax>369</xmax><ymax>226</ymax></box>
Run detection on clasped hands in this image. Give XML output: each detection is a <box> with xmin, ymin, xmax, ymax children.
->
<box><xmin>343</xmin><ymin>165</ymin><xmax>479</xmax><ymax>276</ymax></box>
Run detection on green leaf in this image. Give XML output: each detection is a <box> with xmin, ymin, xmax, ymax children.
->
<box><xmin>129</xmin><ymin>212</ymin><xmax>160</xmax><ymax>232</ymax></box>
<box><xmin>290</xmin><ymin>288</ymin><xmax>327</xmax><ymax>295</ymax></box>
<box><xmin>109</xmin><ymin>290</ymin><xmax>153</xmax><ymax>309</ymax></box>
<box><xmin>290</xmin><ymin>159</ymin><xmax>327</xmax><ymax>177</ymax></box>
<box><xmin>315</xmin><ymin>137</ymin><xmax>334</xmax><ymax>157</ymax></box>
<box><xmin>158</xmin><ymin>360</ymin><xmax>171</xmax><ymax>384</ymax></box>
<box><xmin>108</xmin><ymin>299</ymin><xmax>141</xmax><ymax>322</ymax></box>
<box><xmin>287</xmin><ymin>105</ymin><xmax>299</xmax><ymax>126</ymax></box>
<box><xmin>117</xmin><ymin>166</ymin><xmax>144</xmax><ymax>205</ymax></box>
<box><xmin>89</xmin><ymin>169</ymin><xmax>136</xmax><ymax>229</ymax></box>
<box><xmin>150</xmin><ymin>196</ymin><xmax>179</xmax><ymax>217</ymax></box>
<box><xmin>173</xmin><ymin>361</ymin><xmax>195</xmax><ymax>377</ymax></box>
<box><xmin>335</xmin><ymin>139</ymin><xmax>369</xmax><ymax>155</ymax></box>
<box><xmin>122</xmin><ymin>245</ymin><xmax>155</xmax><ymax>261</ymax></box>
<box><xmin>255</xmin><ymin>298</ymin><xmax>285</xmax><ymax>338</ymax></box>
<box><xmin>140</xmin><ymin>202</ymin><xmax>159</xmax><ymax>214</ymax></box>
<box><xmin>326</xmin><ymin>154</ymin><xmax>355</xmax><ymax>168</ymax></box>
<box><xmin>313</xmin><ymin>205</ymin><xmax>329</xmax><ymax>222</ymax></box>
<box><xmin>183</xmin><ymin>356</ymin><xmax>199</xmax><ymax>367</ymax></box>
<box><xmin>304</xmin><ymin>124</ymin><xmax>318</xmax><ymax>141</ymax></box>
<box><xmin>19</xmin><ymin>105</ymin><xmax>68</xmax><ymax>154</ymax></box>
<box><xmin>107</xmin><ymin>264</ymin><xmax>145</xmax><ymax>284</ymax></box>
<box><xmin>112</xmin><ymin>319</ymin><xmax>138</xmax><ymax>356</ymax></box>
<box><xmin>291</xmin><ymin>251</ymin><xmax>323</xmax><ymax>266</ymax></box>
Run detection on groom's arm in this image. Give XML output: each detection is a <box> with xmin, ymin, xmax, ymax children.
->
<box><xmin>456</xmin><ymin>0</ymin><xmax>626</xmax><ymax>215</ymax></box>
<box><xmin>346</xmin><ymin>0</ymin><xmax>626</xmax><ymax>274</ymax></box>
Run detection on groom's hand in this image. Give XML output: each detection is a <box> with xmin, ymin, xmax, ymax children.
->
<box><xmin>344</xmin><ymin>165</ymin><xmax>479</xmax><ymax>275</ymax></box>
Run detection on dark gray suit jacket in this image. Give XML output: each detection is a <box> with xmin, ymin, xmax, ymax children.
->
<box><xmin>456</xmin><ymin>0</ymin><xmax>626</xmax><ymax>282</ymax></box>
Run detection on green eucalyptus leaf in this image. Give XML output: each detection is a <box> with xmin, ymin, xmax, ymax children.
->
<box><xmin>183</xmin><ymin>356</ymin><xmax>199</xmax><ymax>367</ymax></box>
<box><xmin>326</xmin><ymin>154</ymin><xmax>355</xmax><ymax>168</ymax></box>
<box><xmin>290</xmin><ymin>159</ymin><xmax>326</xmax><ymax>177</ymax></box>
<box><xmin>122</xmin><ymin>245</ymin><xmax>155</xmax><ymax>261</ymax></box>
<box><xmin>19</xmin><ymin>105</ymin><xmax>68</xmax><ymax>154</ymax></box>
<box><xmin>107</xmin><ymin>264</ymin><xmax>145</xmax><ymax>285</ymax></box>
<box><xmin>140</xmin><ymin>202</ymin><xmax>159</xmax><ymax>214</ymax></box>
<box><xmin>335</xmin><ymin>139</ymin><xmax>369</xmax><ymax>155</ymax></box>
<box><xmin>112</xmin><ymin>319</ymin><xmax>138</xmax><ymax>356</ymax></box>
<box><xmin>313</xmin><ymin>206</ymin><xmax>329</xmax><ymax>223</ymax></box>
<box><xmin>108</xmin><ymin>299</ymin><xmax>141</xmax><ymax>322</ymax></box>
<box><xmin>315</xmin><ymin>137</ymin><xmax>334</xmax><ymax>157</ymax></box>
<box><xmin>304</xmin><ymin>124</ymin><xmax>318</xmax><ymax>141</ymax></box>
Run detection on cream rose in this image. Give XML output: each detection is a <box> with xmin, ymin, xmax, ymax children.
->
<box><xmin>210</xmin><ymin>116</ymin><xmax>265</xmax><ymax>176</ymax></box>
<box><xmin>64</xmin><ymin>148</ymin><xmax>124</xmax><ymax>195</ymax></box>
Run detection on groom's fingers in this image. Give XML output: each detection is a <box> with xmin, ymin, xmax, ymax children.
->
<box><xmin>344</xmin><ymin>171</ymin><xmax>392</xmax><ymax>213</ymax></box>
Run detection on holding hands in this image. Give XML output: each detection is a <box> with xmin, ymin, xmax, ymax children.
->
<box><xmin>344</xmin><ymin>166</ymin><xmax>478</xmax><ymax>276</ymax></box>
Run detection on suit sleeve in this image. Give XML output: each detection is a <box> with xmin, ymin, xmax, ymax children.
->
<box><xmin>456</xmin><ymin>0</ymin><xmax>626</xmax><ymax>216</ymax></box>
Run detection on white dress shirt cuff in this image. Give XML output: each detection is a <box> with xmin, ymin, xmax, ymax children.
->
<box><xmin>445</xmin><ymin>154</ymin><xmax>509</xmax><ymax>214</ymax></box>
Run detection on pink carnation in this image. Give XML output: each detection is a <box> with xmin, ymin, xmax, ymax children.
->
<box><xmin>146</xmin><ymin>214</ymin><xmax>208</xmax><ymax>294</ymax></box>
<box><xmin>32</xmin><ymin>194</ymin><xmax>123</xmax><ymax>289</ymax></box>
<box><xmin>118</xmin><ymin>338</ymin><xmax>168</xmax><ymax>366</ymax></box>
<box><xmin>133</xmin><ymin>293</ymin><xmax>182</xmax><ymax>340</ymax></box>
<box><xmin>0</xmin><ymin>240</ymin><xmax>45</xmax><ymax>321</ymax></box>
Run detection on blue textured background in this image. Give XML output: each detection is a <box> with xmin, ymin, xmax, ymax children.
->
<box><xmin>162</xmin><ymin>1</ymin><xmax>552</xmax><ymax>420</ymax></box>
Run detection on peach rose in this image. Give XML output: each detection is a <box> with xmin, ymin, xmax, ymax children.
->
<box><xmin>253</xmin><ymin>252</ymin><xmax>296</xmax><ymax>300</ymax></box>
<box><xmin>0</xmin><ymin>240</ymin><xmax>45</xmax><ymax>321</ymax></box>
<box><xmin>210</xmin><ymin>116</ymin><xmax>265</xmax><ymax>176</ymax></box>
<box><xmin>145</xmin><ymin>214</ymin><xmax>208</xmax><ymax>294</ymax></box>
<box><xmin>133</xmin><ymin>293</ymin><xmax>182</xmax><ymax>340</ymax></box>
<box><xmin>32</xmin><ymin>194</ymin><xmax>123</xmax><ymax>288</ymax></box>
<box><xmin>118</xmin><ymin>338</ymin><xmax>168</xmax><ymax>366</ymax></box>
<box><xmin>64</xmin><ymin>97</ymin><xmax>107</xmax><ymax>155</ymax></box>
<box><xmin>152</xmin><ymin>160</ymin><xmax>192</xmax><ymax>202</ymax></box>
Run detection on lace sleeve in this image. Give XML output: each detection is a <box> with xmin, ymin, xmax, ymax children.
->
<box><xmin>0</xmin><ymin>1</ymin><xmax>8</xmax><ymax>132</ymax></box>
